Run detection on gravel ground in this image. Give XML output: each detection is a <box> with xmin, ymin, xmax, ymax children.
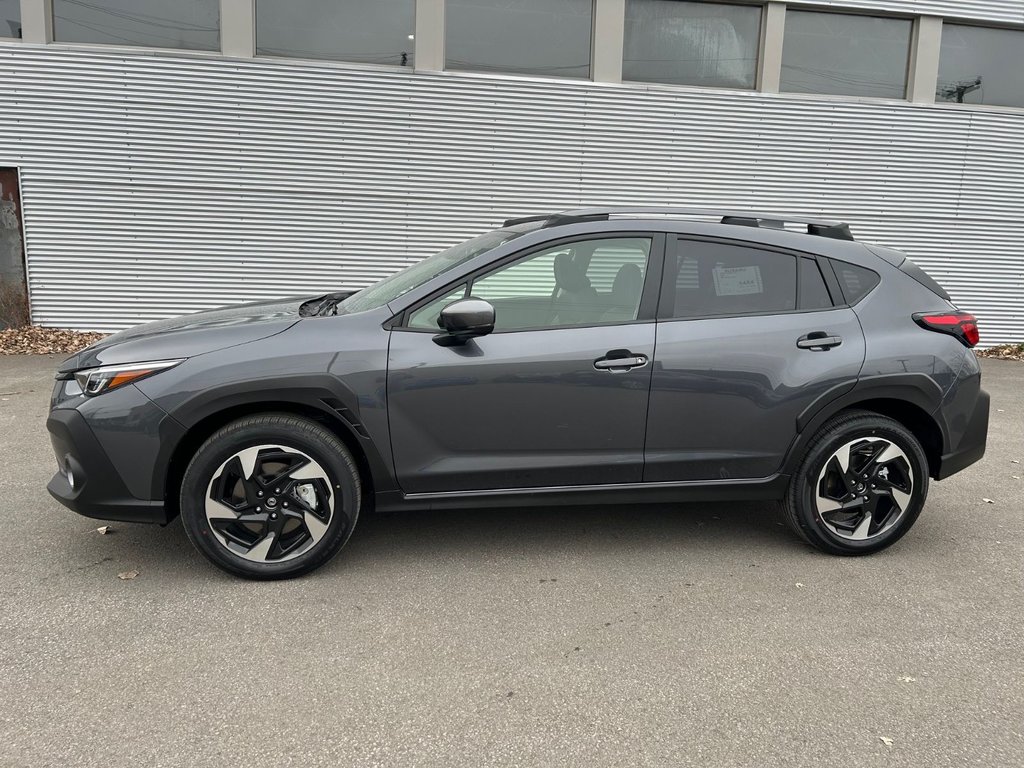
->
<box><xmin>0</xmin><ymin>354</ymin><xmax>1021</xmax><ymax>768</ymax></box>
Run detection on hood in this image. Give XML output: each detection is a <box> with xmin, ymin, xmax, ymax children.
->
<box><xmin>59</xmin><ymin>296</ymin><xmax>311</xmax><ymax>374</ymax></box>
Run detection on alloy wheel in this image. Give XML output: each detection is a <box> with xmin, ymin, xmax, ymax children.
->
<box><xmin>205</xmin><ymin>444</ymin><xmax>335</xmax><ymax>562</ymax></box>
<box><xmin>814</xmin><ymin>437</ymin><xmax>914</xmax><ymax>541</ymax></box>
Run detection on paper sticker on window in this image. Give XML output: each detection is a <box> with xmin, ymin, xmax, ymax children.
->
<box><xmin>713</xmin><ymin>265</ymin><xmax>763</xmax><ymax>296</ymax></box>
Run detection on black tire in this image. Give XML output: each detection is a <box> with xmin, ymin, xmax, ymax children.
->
<box><xmin>783</xmin><ymin>410</ymin><xmax>929</xmax><ymax>556</ymax></box>
<box><xmin>180</xmin><ymin>414</ymin><xmax>361</xmax><ymax>579</ymax></box>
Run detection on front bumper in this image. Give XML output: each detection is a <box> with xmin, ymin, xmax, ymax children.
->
<box><xmin>47</xmin><ymin>407</ymin><xmax>170</xmax><ymax>524</ymax></box>
<box><xmin>935</xmin><ymin>388</ymin><xmax>990</xmax><ymax>480</ymax></box>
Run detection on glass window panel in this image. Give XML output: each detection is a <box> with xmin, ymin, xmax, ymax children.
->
<box><xmin>623</xmin><ymin>0</ymin><xmax>760</xmax><ymax>89</ymax></box>
<box><xmin>938</xmin><ymin>24</ymin><xmax>1024</xmax><ymax>109</ymax></box>
<box><xmin>798</xmin><ymin>257</ymin><xmax>833</xmax><ymax>310</ymax></box>
<box><xmin>1</xmin><ymin>0</ymin><xmax>20</xmax><ymax>38</ymax></box>
<box><xmin>258</xmin><ymin>0</ymin><xmax>415</xmax><ymax>67</ymax></box>
<box><xmin>52</xmin><ymin>0</ymin><xmax>219</xmax><ymax>50</ymax></box>
<box><xmin>408</xmin><ymin>285</ymin><xmax>468</xmax><ymax>330</ymax></box>
<box><xmin>781</xmin><ymin>10</ymin><xmax>911</xmax><ymax>99</ymax></box>
<box><xmin>671</xmin><ymin>241</ymin><xmax>796</xmax><ymax>319</ymax></box>
<box><xmin>446</xmin><ymin>0</ymin><xmax>593</xmax><ymax>79</ymax></box>
<box><xmin>470</xmin><ymin>237</ymin><xmax>650</xmax><ymax>330</ymax></box>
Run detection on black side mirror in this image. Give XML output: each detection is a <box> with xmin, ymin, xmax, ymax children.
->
<box><xmin>433</xmin><ymin>299</ymin><xmax>495</xmax><ymax>346</ymax></box>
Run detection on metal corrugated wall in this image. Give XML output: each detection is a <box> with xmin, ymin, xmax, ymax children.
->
<box><xmin>810</xmin><ymin>0</ymin><xmax>1023</xmax><ymax>24</ymax></box>
<box><xmin>0</xmin><ymin>41</ymin><xmax>1022</xmax><ymax>342</ymax></box>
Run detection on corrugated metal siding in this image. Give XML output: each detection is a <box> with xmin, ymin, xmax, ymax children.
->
<box><xmin>803</xmin><ymin>0</ymin><xmax>1024</xmax><ymax>24</ymax></box>
<box><xmin>0</xmin><ymin>44</ymin><xmax>1022</xmax><ymax>344</ymax></box>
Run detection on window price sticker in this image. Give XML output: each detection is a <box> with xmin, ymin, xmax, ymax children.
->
<box><xmin>713</xmin><ymin>265</ymin><xmax>763</xmax><ymax>296</ymax></box>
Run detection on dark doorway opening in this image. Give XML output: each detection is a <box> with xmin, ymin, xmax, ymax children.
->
<box><xmin>0</xmin><ymin>168</ymin><xmax>29</xmax><ymax>328</ymax></box>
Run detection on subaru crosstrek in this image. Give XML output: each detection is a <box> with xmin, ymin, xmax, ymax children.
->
<box><xmin>47</xmin><ymin>208</ymin><xmax>990</xmax><ymax>579</ymax></box>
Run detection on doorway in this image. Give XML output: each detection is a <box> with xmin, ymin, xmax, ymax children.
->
<box><xmin>0</xmin><ymin>168</ymin><xmax>29</xmax><ymax>328</ymax></box>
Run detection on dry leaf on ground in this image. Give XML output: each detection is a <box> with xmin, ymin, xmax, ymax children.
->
<box><xmin>879</xmin><ymin>737</ymin><xmax>895</xmax><ymax>747</ymax></box>
<box><xmin>0</xmin><ymin>326</ymin><xmax>107</xmax><ymax>356</ymax></box>
<box><xmin>982</xmin><ymin>498</ymin><xmax>996</xmax><ymax>504</ymax></box>
<box><xmin>117</xmin><ymin>570</ymin><xmax>139</xmax><ymax>581</ymax></box>
<box><xmin>96</xmin><ymin>526</ymin><xmax>113</xmax><ymax>535</ymax></box>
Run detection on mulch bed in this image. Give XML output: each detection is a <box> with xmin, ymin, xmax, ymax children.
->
<box><xmin>977</xmin><ymin>344</ymin><xmax>1024</xmax><ymax>362</ymax></box>
<box><xmin>0</xmin><ymin>326</ymin><xmax>108</xmax><ymax>356</ymax></box>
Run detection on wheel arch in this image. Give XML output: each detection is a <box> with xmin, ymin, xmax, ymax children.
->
<box><xmin>787</xmin><ymin>377</ymin><xmax>949</xmax><ymax>480</ymax></box>
<box><xmin>160</xmin><ymin>397</ymin><xmax>387</xmax><ymax>523</ymax></box>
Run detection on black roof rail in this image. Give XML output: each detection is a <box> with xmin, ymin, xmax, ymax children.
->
<box><xmin>506</xmin><ymin>207</ymin><xmax>855</xmax><ymax>241</ymax></box>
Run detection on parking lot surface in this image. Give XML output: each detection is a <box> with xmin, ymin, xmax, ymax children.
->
<box><xmin>1</xmin><ymin>354</ymin><xmax>1021</xmax><ymax>768</ymax></box>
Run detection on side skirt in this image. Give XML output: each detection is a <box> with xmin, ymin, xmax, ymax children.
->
<box><xmin>373</xmin><ymin>474</ymin><xmax>791</xmax><ymax>512</ymax></box>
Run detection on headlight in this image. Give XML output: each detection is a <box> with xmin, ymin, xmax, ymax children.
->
<box><xmin>73</xmin><ymin>359</ymin><xmax>184</xmax><ymax>397</ymax></box>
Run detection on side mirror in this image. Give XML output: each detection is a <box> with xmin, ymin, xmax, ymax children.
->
<box><xmin>433</xmin><ymin>299</ymin><xmax>495</xmax><ymax>346</ymax></box>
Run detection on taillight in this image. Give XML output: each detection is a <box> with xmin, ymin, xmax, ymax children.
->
<box><xmin>913</xmin><ymin>312</ymin><xmax>980</xmax><ymax>348</ymax></box>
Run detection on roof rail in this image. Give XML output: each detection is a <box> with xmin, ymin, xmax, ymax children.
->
<box><xmin>504</xmin><ymin>207</ymin><xmax>855</xmax><ymax>241</ymax></box>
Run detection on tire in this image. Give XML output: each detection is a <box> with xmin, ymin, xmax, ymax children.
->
<box><xmin>782</xmin><ymin>410</ymin><xmax>929</xmax><ymax>556</ymax></box>
<box><xmin>180</xmin><ymin>414</ymin><xmax>361</xmax><ymax>579</ymax></box>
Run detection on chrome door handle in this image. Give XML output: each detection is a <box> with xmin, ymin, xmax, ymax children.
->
<box><xmin>594</xmin><ymin>354</ymin><xmax>649</xmax><ymax>371</ymax></box>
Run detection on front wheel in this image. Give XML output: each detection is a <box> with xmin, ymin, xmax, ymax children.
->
<box><xmin>783</xmin><ymin>410</ymin><xmax>929</xmax><ymax>555</ymax></box>
<box><xmin>180</xmin><ymin>414</ymin><xmax>361</xmax><ymax>579</ymax></box>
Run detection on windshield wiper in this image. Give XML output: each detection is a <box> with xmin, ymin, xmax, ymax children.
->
<box><xmin>298</xmin><ymin>291</ymin><xmax>353</xmax><ymax>318</ymax></box>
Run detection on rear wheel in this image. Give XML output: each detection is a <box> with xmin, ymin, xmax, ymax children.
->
<box><xmin>783</xmin><ymin>411</ymin><xmax>929</xmax><ymax>555</ymax></box>
<box><xmin>180</xmin><ymin>414</ymin><xmax>360</xmax><ymax>579</ymax></box>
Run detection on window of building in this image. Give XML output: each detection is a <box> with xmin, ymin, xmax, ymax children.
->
<box><xmin>257</xmin><ymin>0</ymin><xmax>415</xmax><ymax>66</ymax></box>
<box><xmin>623</xmin><ymin>0</ymin><xmax>761</xmax><ymax>89</ymax></box>
<box><xmin>1</xmin><ymin>0</ymin><xmax>20</xmax><ymax>38</ymax></box>
<box><xmin>52</xmin><ymin>0</ymin><xmax>219</xmax><ymax>50</ymax></box>
<box><xmin>669</xmin><ymin>240</ymin><xmax>797</xmax><ymax>319</ymax></box>
<box><xmin>445</xmin><ymin>0</ymin><xmax>593</xmax><ymax>79</ymax></box>
<box><xmin>780</xmin><ymin>10</ymin><xmax>912</xmax><ymax>100</ymax></box>
<box><xmin>938</xmin><ymin>24</ymin><xmax>1024</xmax><ymax>109</ymax></box>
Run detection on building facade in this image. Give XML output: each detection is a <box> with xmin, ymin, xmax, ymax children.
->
<box><xmin>0</xmin><ymin>0</ymin><xmax>1022</xmax><ymax>341</ymax></box>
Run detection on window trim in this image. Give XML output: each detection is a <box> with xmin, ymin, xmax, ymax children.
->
<box><xmin>658</xmin><ymin>235</ymin><xmax>850</xmax><ymax>323</ymax></box>
<box><xmin>391</xmin><ymin>231</ymin><xmax>667</xmax><ymax>334</ymax></box>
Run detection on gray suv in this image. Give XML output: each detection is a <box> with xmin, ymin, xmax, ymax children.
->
<box><xmin>47</xmin><ymin>208</ymin><xmax>989</xmax><ymax>579</ymax></box>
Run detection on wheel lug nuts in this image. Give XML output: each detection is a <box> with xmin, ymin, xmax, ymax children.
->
<box><xmin>257</xmin><ymin>491</ymin><xmax>264</xmax><ymax>497</ymax></box>
<box><xmin>274</xmin><ymin>488</ymin><xmax>280</xmax><ymax>493</ymax></box>
<box><xmin>271</xmin><ymin>512</ymin><xmax>278</xmax><ymax>519</ymax></box>
<box><xmin>282</xmin><ymin>501</ymin><xmax>288</xmax><ymax>507</ymax></box>
<box><xmin>256</xmin><ymin>506</ymin><xmax>261</xmax><ymax>511</ymax></box>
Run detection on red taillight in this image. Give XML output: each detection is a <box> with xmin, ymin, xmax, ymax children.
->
<box><xmin>913</xmin><ymin>312</ymin><xmax>980</xmax><ymax>348</ymax></box>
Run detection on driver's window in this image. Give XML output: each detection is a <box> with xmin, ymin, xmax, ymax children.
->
<box><xmin>468</xmin><ymin>237</ymin><xmax>651</xmax><ymax>331</ymax></box>
<box><xmin>407</xmin><ymin>284</ymin><xmax>467</xmax><ymax>330</ymax></box>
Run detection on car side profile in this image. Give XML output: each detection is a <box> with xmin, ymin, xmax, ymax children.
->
<box><xmin>47</xmin><ymin>208</ymin><xmax>990</xmax><ymax>579</ymax></box>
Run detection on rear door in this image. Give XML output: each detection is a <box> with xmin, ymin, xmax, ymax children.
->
<box><xmin>644</xmin><ymin>236</ymin><xmax>866</xmax><ymax>482</ymax></box>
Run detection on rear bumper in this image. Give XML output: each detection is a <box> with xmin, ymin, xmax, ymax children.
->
<box><xmin>935</xmin><ymin>388</ymin><xmax>990</xmax><ymax>480</ymax></box>
<box><xmin>46</xmin><ymin>408</ymin><xmax>170</xmax><ymax>524</ymax></box>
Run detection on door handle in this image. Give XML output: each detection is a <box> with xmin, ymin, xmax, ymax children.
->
<box><xmin>594</xmin><ymin>351</ymin><xmax>649</xmax><ymax>372</ymax></box>
<box><xmin>797</xmin><ymin>332</ymin><xmax>843</xmax><ymax>350</ymax></box>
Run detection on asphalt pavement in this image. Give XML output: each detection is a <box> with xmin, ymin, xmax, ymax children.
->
<box><xmin>1</xmin><ymin>354</ymin><xmax>1021</xmax><ymax>768</ymax></box>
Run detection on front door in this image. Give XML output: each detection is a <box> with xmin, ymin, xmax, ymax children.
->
<box><xmin>644</xmin><ymin>236</ymin><xmax>866</xmax><ymax>482</ymax></box>
<box><xmin>387</xmin><ymin>234</ymin><xmax>661</xmax><ymax>494</ymax></box>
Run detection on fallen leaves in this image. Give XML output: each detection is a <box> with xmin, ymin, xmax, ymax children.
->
<box><xmin>976</xmin><ymin>343</ymin><xmax>1024</xmax><ymax>361</ymax></box>
<box><xmin>795</xmin><ymin>583</ymin><xmax>805</xmax><ymax>588</ymax></box>
<box><xmin>982</xmin><ymin>498</ymin><xmax>996</xmax><ymax>504</ymax></box>
<box><xmin>879</xmin><ymin>736</ymin><xmax>895</xmax><ymax>747</ymax></box>
<box><xmin>117</xmin><ymin>570</ymin><xmax>139</xmax><ymax>581</ymax></box>
<box><xmin>0</xmin><ymin>326</ymin><xmax>107</xmax><ymax>356</ymax></box>
<box><xmin>96</xmin><ymin>526</ymin><xmax>113</xmax><ymax>535</ymax></box>
<box><xmin>898</xmin><ymin>676</ymin><xmax>916</xmax><ymax>683</ymax></box>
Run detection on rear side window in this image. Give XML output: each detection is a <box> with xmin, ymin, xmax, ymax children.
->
<box><xmin>830</xmin><ymin>260</ymin><xmax>880</xmax><ymax>304</ymax></box>
<box><xmin>798</xmin><ymin>257</ymin><xmax>834</xmax><ymax>310</ymax></box>
<box><xmin>668</xmin><ymin>239</ymin><xmax>797</xmax><ymax>319</ymax></box>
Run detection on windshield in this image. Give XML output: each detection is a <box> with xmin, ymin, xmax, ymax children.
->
<box><xmin>339</xmin><ymin>224</ymin><xmax>538</xmax><ymax>314</ymax></box>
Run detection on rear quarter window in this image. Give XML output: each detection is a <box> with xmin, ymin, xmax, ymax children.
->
<box><xmin>830</xmin><ymin>260</ymin><xmax>880</xmax><ymax>305</ymax></box>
